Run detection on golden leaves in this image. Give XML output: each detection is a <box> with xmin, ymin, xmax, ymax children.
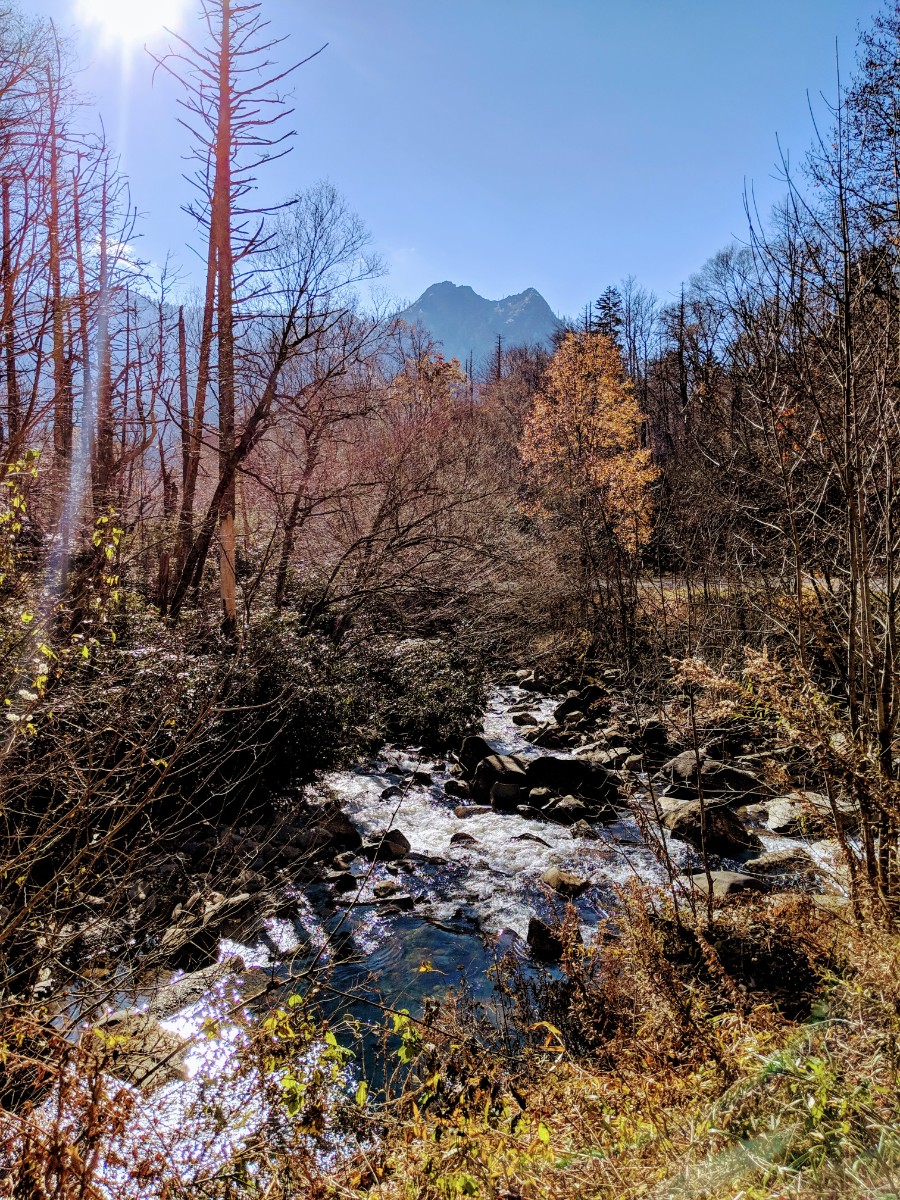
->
<box><xmin>520</xmin><ymin>331</ymin><xmax>657</xmax><ymax>553</ymax></box>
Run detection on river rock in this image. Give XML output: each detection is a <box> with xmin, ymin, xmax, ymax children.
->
<box><xmin>513</xmin><ymin>832</ymin><xmax>552</xmax><ymax>847</ymax></box>
<box><xmin>458</xmin><ymin>735</ymin><xmax>502</xmax><ymax>775</ymax></box>
<box><xmin>638</xmin><ymin>719</ymin><xmax>669</xmax><ymax>749</ymax></box>
<box><xmin>328</xmin><ymin>871</ymin><xmax>358</xmax><ymax>893</ymax></box>
<box><xmin>653</xmin><ymin>750</ymin><xmax>771</xmax><ymax>802</ymax></box>
<box><xmin>472</xmin><ymin>753</ymin><xmax>528</xmax><ymax>803</ymax></box>
<box><xmin>379</xmin><ymin>894</ymin><xmax>416</xmax><ymax>912</ymax></box>
<box><xmin>545</xmin><ymin>796</ymin><xmax>589</xmax><ymax>825</ymax></box>
<box><xmin>159</xmin><ymin>892</ymin><xmax>254</xmax><ymax>969</ymax></box>
<box><xmin>744</xmin><ymin>848</ymin><xmax>816</xmax><ymax>876</ymax></box>
<box><xmin>689</xmin><ymin>870</ymin><xmax>772</xmax><ymax>897</ymax></box>
<box><xmin>362</xmin><ymin>830</ymin><xmax>411</xmax><ymax>861</ymax></box>
<box><xmin>512</xmin><ymin>712</ymin><xmax>539</xmax><ymax>726</ymax></box>
<box><xmin>411</xmin><ymin>770</ymin><xmax>433</xmax><ymax>786</ymax></box>
<box><xmin>766</xmin><ymin>791</ymin><xmax>858</xmax><ymax>836</ymax></box>
<box><xmin>381</xmin><ymin>785</ymin><xmax>402</xmax><ymax>799</ymax></box>
<box><xmin>524</xmin><ymin>755</ymin><xmax>619</xmax><ymax>801</ymax></box>
<box><xmin>450</xmin><ymin>831</ymin><xmax>479</xmax><ymax>847</ymax></box>
<box><xmin>528</xmin><ymin>787</ymin><xmax>555</xmax><ymax>806</ymax></box>
<box><xmin>309</xmin><ymin>808</ymin><xmax>364</xmax><ymax>852</ymax></box>
<box><xmin>553</xmin><ymin>684</ymin><xmax>608</xmax><ymax>725</ymax></box>
<box><xmin>373</xmin><ymin>881</ymin><xmax>400</xmax><ymax>898</ymax></box>
<box><xmin>444</xmin><ymin>778</ymin><xmax>471</xmax><ymax>800</ymax></box>
<box><xmin>454</xmin><ymin>805</ymin><xmax>492</xmax><ymax>818</ymax></box>
<box><xmin>527</xmin><ymin>916</ymin><xmax>565</xmax><ymax>961</ymax></box>
<box><xmin>85</xmin><ymin>1011</ymin><xmax>189</xmax><ymax>1090</ymax></box>
<box><xmin>664</xmin><ymin>801</ymin><xmax>761</xmax><ymax>856</ymax></box>
<box><xmin>490</xmin><ymin>780</ymin><xmax>524</xmax><ymax>811</ymax></box>
<box><xmin>542</xmin><ymin>866</ymin><xmax>590</xmax><ymax>897</ymax></box>
<box><xmin>570</xmin><ymin>818</ymin><xmax>601</xmax><ymax>840</ymax></box>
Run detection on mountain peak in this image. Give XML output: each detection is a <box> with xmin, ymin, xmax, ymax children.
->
<box><xmin>398</xmin><ymin>282</ymin><xmax>558</xmax><ymax>367</ymax></box>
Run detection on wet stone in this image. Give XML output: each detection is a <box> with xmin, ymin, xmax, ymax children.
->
<box><xmin>542</xmin><ymin>866</ymin><xmax>590</xmax><ymax>897</ymax></box>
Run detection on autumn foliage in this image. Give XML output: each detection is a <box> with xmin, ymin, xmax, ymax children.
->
<box><xmin>519</xmin><ymin>330</ymin><xmax>657</xmax><ymax>555</ymax></box>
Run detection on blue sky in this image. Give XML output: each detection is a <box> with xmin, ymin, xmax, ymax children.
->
<box><xmin>32</xmin><ymin>0</ymin><xmax>883</xmax><ymax>316</ymax></box>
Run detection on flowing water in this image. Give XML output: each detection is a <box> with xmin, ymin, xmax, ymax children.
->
<box><xmin>74</xmin><ymin>684</ymin><xmax>844</xmax><ymax>1192</ymax></box>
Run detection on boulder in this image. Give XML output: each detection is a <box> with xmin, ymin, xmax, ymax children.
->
<box><xmin>653</xmin><ymin>750</ymin><xmax>771</xmax><ymax>802</ymax></box>
<box><xmin>664</xmin><ymin>801</ymin><xmax>761</xmax><ymax>857</ymax></box>
<box><xmin>524</xmin><ymin>755</ymin><xmax>619</xmax><ymax>801</ymax></box>
<box><xmin>159</xmin><ymin>892</ymin><xmax>254</xmax><ymax>969</ymax></box>
<box><xmin>516</xmin><ymin>805</ymin><xmax>548</xmax><ymax>821</ymax></box>
<box><xmin>542</xmin><ymin>866</ymin><xmax>590</xmax><ymax>897</ymax></box>
<box><xmin>570</xmin><ymin>819</ymin><xmax>601</xmax><ymax>840</ymax></box>
<box><xmin>491</xmin><ymin>780</ymin><xmax>525</xmax><ymax>811</ymax></box>
<box><xmin>315</xmin><ymin>809</ymin><xmax>364</xmax><ymax>852</ymax></box>
<box><xmin>454</xmin><ymin>805</ymin><xmax>492</xmax><ymax>819</ymax></box>
<box><xmin>472</xmin><ymin>753</ymin><xmax>528</xmax><ymax>803</ymax></box>
<box><xmin>443</xmin><ymin>778</ymin><xmax>471</xmax><ymax>800</ymax></box>
<box><xmin>459</xmin><ymin>735</ymin><xmax>502</xmax><ymax>775</ymax></box>
<box><xmin>86</xmin><ymin>1012</ymin><xmax>189</xmax><ymax>1090</ymax></box>
<box><xmin>512</xmin><ymin>712</ymin><xmax>539</xmax><ymax>727</ymax></box>
<box><xmin>546</xmin><ymin>796</ymin><xmax>589</xmax><ymax>825</ymax></box>
<box><xmin>766</xmin><ymin>791</ymin><xmax>858</xmax><ymax>837</ymax></box>
<box><xmin>362</xmin><ymin>830</ymin><xmax>411</xmax><ymax>861</ymax></box>
<box><xmin>689</xmin><ymin>870</ymin><xmax>772</xmax><ymax>897</ymax></box>
<box><xmin>381</xmin><ymin>785</ymin><xmax>402</xmax><ymax>800</ymax></box>
<box><xmin>638</xmin><ymin>719</ymin><xmax>669</xmax><ymax>749</ymax></box>
<box><xmin>528</xmin><ymin>787</ymin><xmax>555</xmax><ymax>807</ymax></box>
<box><xmin>373</xmin><ymin>881</ymin><xmax>400</xmax><ymax>898</ymax></box>
<box><xmin>450</xmin><ymin>831</ymin><xmax>479</xmax><ymax>847</ymax></box>
<box><xmin>527</xmin><ymin>916</ymin><xmax>564</xmax><ymax>961</ymax></box>
<box><xmin>744</xmin><ymin>848</ymin><xmax>816</xmax><ymax>876</ymax></box>
<box><xmin>411</xmin><ymin>770</ymin><xmax>433</xmax><ymax>786</ymax></box>
<box><xmin>553</xmin><ymin>684</ymin><xmax>608</xmax><ymax>724</ymax></box>
<box><xmin>327</xmin><ymin>871</ymin><xmax>358</xmax><ymax>893</ymax></box>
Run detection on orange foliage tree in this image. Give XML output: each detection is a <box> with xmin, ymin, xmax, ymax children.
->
<box><xmin>520</xmin><ymin>330</ymin><xmax>657</xmax><ymax>651</ymax></box>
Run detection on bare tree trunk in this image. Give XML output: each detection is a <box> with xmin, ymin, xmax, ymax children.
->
<box><xmin>214</xmin><ymin>0</ymin><xmax>237</xmax><ymax>637</ymax></box>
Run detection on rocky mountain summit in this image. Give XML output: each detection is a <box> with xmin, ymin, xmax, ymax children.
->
<box><xmin>397</xmin><ymin>280</ymin><xmax>560</xmax><ymax>368</ymax></box>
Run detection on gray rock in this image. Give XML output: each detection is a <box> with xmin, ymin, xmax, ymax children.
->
<box><xmin>570</xmin><ymin>818</ymin><xmax>601</xmax><ymax>840</ymax></box>
<box><xmin>744</xmin><ymin>848</ymin><xmax>816</xmax><ymax>876</ymax></box>
<box><xmin>664</xmin><ymin>801</ymin><xmax>761</xmax><ymax>856</ymax></box>
<box><xmin>766</xmin><ymin>791</ymin><xmax>858</xmax><ymax>836</ymax></box>
<box><xmin>546</xmin><ymin>796</ymin><xmax>589</xmax><ymax>825</ymax></box>
<box><xmin>472</xmin><ymin>753</ymin><xmax>528</xmax><ymax>803</ymax></box>
<box><xmin>689</xmin><ymin>870</ymin><xmax>772</xmax><ymax>897</ymax></box>
<box><xmin>86</xmin><ymin>1012</ymin><xmax>188</xmax><ymax>1090</ymax></box>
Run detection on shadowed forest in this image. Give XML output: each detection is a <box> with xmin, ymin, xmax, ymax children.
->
<box><xmin>3</xmin><ymin>1</ymin><xmax>900</xmax><ymax>1197</ymax></box>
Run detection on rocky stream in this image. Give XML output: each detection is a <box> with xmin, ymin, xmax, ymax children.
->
<box><xmin>58</xmin><ymin>669</ymin><xmax>849</xmax><ymax>1186</ymax></box>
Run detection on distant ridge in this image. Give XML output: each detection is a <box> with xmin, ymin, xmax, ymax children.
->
<box><xmin>398</xmin><ymin>281</ymin><xmax>559</xmax><ymax>368</ymax></box>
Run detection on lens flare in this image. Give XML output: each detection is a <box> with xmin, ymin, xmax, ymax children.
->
<box><xmin>74</xmin><ymin>0</ymin><xmax>184</xmax><ymax>46</ymax></box>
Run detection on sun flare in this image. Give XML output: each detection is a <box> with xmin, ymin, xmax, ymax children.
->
<box><xmin>74</xmin><ymin>0</ymin><xmax>184</xmax><ymax>46</ymax></box>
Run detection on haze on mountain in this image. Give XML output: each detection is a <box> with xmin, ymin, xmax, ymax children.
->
<box><xmin>398</xmin><ymin>281</ymin><xmax>560</xmax><ymax>370</ymax></box>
